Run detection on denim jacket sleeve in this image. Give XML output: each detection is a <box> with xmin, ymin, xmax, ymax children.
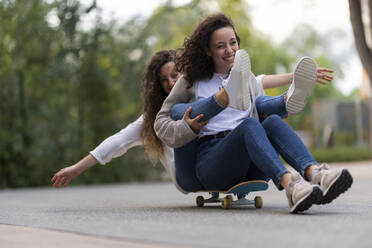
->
<box><xmin>154</xmin><ymin>76</ymin><xmax>199</xmax><ymax>148</ymax></box>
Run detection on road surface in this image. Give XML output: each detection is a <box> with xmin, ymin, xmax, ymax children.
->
<box><xmin>1</xmin><ymin>161</ymin><xmax>371</xmax><ymax>248</ymax></box>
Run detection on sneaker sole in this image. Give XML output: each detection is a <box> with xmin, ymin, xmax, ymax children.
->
<box><xmin>319</xmin><ymin>169</ymin><xmax>353</xmax><ymax>205</ymax></box>
<box><xmin>228</xmin><ymin>50</ymin><xmax>251</xmax><ymax>110</ymax></box>
<box><xmin>235</xmin><ymin>50</ymin><xmax>251</xmax><ymax>73</ymax></box>
<box><xmin>290</xmin><ymin>186</ymin><xmax>323</xmax><ymax>214</ymax></box>
<box><xmin>286</xmin><ymin>57</ymin><xmax>317</xmax><ymax>115</ymax></box>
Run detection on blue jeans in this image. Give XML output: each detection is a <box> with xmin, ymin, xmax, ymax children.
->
<box><xmin>256</xmin><ymin>93</ymin><xmax>288</xmax><ymax>122</ymax></box>
<box><xmin>172</xmin><ymin>95</ymin><xmax>225</xmax><ymax>192</ymax></box>
<box><xmin>171</xmin><ymin>93</ymin><xmax>288</xmax><ymax>122</ymax></box>
<box><xmin>172</xmin><ymin>95</ymin><xmax>317</xmax><ymax>191</ymax></box>
<box><xmin>171</xmin><ymin>95</ymin><xmax>225</xmax><ymax>122</ymax></box>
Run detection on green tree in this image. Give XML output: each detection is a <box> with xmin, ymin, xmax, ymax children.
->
<box><xmin>0</xmin><ymin>0</ymin><xmax>162</xmax><ymax>188</ymax></box>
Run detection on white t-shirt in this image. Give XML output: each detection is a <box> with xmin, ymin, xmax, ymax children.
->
<box><xmin>90</xmin><ymin>115</ymin><xmax>187</xmax><ymax>194</ymax></box>
<box><xmin>197</xmin><ymin>73</ymin><xmax>265</xmax><ymax>137</ymax></box>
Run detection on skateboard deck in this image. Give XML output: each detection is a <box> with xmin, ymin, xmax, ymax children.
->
<box><xmin>195</xmin><ymin>180</ymin><xmax>268</xmax><ymax>209</ymax></box>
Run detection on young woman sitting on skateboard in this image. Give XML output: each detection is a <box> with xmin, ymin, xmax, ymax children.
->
<box><xmin>154</xmin><ymin>13</ymin><xmax>353</xmax><ymax>213</ymax></box>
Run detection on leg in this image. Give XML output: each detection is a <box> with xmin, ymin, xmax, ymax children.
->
<box><xmin>171</xmin><ymin>94</ymin><xmax>226</xmax><ymax>192</ymax></box>
<box><xmin>255</xmin><ymin>94</ymin><xmax>288</xmax><ymax>122</ymax></box>
<box><xmin>261</xmin><ymin>114</ymin><xmax>317</xmax><ymax>178</ymax></box>
<box><xmin>174</xmin><ymin>139</ymin><xmax>203</xmax><ymax>192</ymax></box>
<box><xmin>262</xmin><ymin>114</ymin><xmax>353</xmax><ymax>204</ymax></box>
<box><xmin>244</xmin><ymin>163</ymin><xmax>270</xmax><ymax>182</ymax></box>
<box><xmin>195</xmin><ymin>117</ymin><xmax>322</xmax><ymax>213</ymax></box>
<box><xmin>171</xmin><ymin>94</ymin><xmax>225</xmax><ymax>122</ymax></box>
<box><xmin>196</xmin><ymin>117</ymin><xmax>291</xmax><ymax>190</ymax></box>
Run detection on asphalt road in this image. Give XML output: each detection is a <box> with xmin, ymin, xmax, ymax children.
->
<box><xmin>1</xmin><ymin>161</ymin><xmax>372</xmax><ymax>248</ymax></box>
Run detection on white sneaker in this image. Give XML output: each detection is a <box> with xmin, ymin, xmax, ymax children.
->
<box><xmin>311</xmin><ymin>163</ymin><xmax>353</xmax><ymax>205</ymax></box>
<box><xmin>286</xmin><ymin>173</ymin><xmax>323</xmax><ymax>213</ymax></box>
<box><xmin>223</xmin><ymin>50</ymin><xmax>252</xmax><ymax>110</ymax></box>
<box><xmin>286</xmin><ymin>57</ymin><xmax>317</xmax><ymax>115</ymax></box>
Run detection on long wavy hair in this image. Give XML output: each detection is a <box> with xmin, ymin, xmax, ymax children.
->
<box><xmin>176</xmin><ymin>13</ymin><xmax>240</xmax><ymax>87</ymax></box>
<box><xmin>141</xmin><ymin>49</ymin><xmax>176</xmax><ymax>161</ymax></box>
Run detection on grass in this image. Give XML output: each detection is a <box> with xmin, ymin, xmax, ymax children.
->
<box><xmin>310</xmin><ymin>146</ymin><xmax>372</xmax><ymax>163</ymax></box>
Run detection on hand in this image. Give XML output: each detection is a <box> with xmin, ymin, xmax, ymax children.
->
<box><xmin>51</xmin><ymin>165</ymin><xmax>82</xmax><ymax>187</ymax></box>
<box><xmin>183</xmin><ymin>106</ymin><xmax>209</xmax><ymax>134</ymax></box>
<box><xmin>317</xmin><ymin>68</ymin><xmax>334</xmax><ymax>85</ymax></box>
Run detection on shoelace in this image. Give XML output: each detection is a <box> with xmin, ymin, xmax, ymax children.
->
<box><xmin>292</xmin><ymin>174</ymin><xmax>307</xmax><ymax>188</ymax></box>
<box><xmin>312</xmin><ymin>163</ymin><xmax>331</xmax><ymax>186</ymax></box>
<box><xmin>294</xmin><ymin>178</ymin><xmax>307</xmax><ymax>188</ymax></box>
<box><xmin>318</xmin><ymin>163</ymin><xmax>330</xmax><ymax>170</ymax></box>
<box><xmin>316</xmin><ymin>163</ymin><xmax>330</xmax><ymax>175</ymax></box>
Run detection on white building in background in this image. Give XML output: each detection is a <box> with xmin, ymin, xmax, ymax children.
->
<box><xmin>312</xmin><ymin>99</ymin><xmax>371</xmax><ymax>146</ymax></box>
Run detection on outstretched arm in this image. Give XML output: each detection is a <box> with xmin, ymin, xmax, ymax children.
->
<box><xmin>51</xmin><ymin>115</ymin><xmax>144</xmax><ymax>187</ymax></box>
<box><xmin>261</xmin><ymin>68</ymin><xmax>334</xmax><ymax>89</ymax></box>
<box><xmin>51</xmin><ymin>154</ymin><xmax>97</xmax><ymax>187</ymax></box>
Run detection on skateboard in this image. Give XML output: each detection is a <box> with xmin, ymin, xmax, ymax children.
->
<box><xmin>195</xmin><ymin>180</ymin><xmax>268</xmax><ymax>209</ymax></box>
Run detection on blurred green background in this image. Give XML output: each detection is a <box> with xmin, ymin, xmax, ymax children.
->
<box><xmin>1</xmin><ymin>0</ymin><xmax>371</xmax><ymax>188</ymax></box>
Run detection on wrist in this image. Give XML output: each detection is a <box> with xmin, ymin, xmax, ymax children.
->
<box><xmin>75</xmin><ymin>155</ymin><xmax>97</xmax><ymax>173</ymax></box>
<box><xmin>73</xmin><ymin>163</ymin><xmax>85</xmax><ymax>174</ymax></box>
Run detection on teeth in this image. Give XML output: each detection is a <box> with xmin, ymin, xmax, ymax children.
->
<box><xmin>224</xmin><ymin>55</ymin><xmax>234</xmax><ymax>59</ymax></box>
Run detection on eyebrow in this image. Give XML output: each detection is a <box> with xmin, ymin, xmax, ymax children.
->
<box><xmin>215</xmin><ymin>38</ymin><xmax>236</xmax><ymax>45</ymax></box>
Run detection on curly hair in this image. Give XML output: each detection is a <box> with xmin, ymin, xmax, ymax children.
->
<box><xmin>176</xmin><ymin>13</ymin><xmax>240</xmax><ymax>87</ymax></box>
<box><xmin>141</xmin><ymin>49</ymin><xmax>176</xmax><ymax>161</ymax></box>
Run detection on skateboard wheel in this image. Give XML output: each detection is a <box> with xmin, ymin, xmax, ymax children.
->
<box><xmin>254</xmin><ymin>196</ymin><xmax>263</xmax><ymax>208</ymax></box>
<box><xmin>196</xmin><ymin>196</ymin><xmax>205</xmax><ymax>207</ymax></box>
<box><xmin>222</xmin><ymin>196</ymin><xmax>232</xmax><ymax>209</ymax></box>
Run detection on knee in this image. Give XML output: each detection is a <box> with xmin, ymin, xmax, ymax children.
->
<box><xmin>265</xmin><ymin>114</ymin><xmax>282</xmax><ymax>122</ymax></box>
<box><xmin>239</xmin><ymin>118</ymin><xmax>267</xmax><ymax>142</ymax></box>
<box><xmin>262</xmin><ymin>114</ymin><xmax>283</xmax><ymax>128</ymax></box>
<box><xmin>241</xmin><ymin>117</ymin><xmax>262</xmax><ymax>131</ymax></box>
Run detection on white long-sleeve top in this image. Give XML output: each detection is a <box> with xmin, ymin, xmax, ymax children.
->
<box><xmin>90</xmin><ymin>115</ymin><xmax>187</xmax><ymax>194</ymax></box>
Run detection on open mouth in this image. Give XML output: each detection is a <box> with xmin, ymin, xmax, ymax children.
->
<box><xmin>223</xmin><ymin>55</ymin><xmax>235</xmax><ymax>62</ymax></box>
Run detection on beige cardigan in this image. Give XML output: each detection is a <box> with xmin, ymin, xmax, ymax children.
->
<box><xmin>154</xmin><ymin>75</ymin><xmax>265</xmax><ymax>148</ymax></box>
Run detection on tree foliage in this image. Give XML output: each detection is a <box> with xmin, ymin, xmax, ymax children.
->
<box><xmin>0</xmin><ymin>0</ymin><xmax>162</xmax><ymax>188</ymax></box>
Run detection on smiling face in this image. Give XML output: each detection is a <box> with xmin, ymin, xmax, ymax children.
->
<box><xmin>159</xmin><ymin>61</ymin><xmax>180</xmax><ymax>94</ymax></box>
<box><xmin>206</xmin><ymin>26</ymin><xmax>239</xmax><ymax>74</ymax></box>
